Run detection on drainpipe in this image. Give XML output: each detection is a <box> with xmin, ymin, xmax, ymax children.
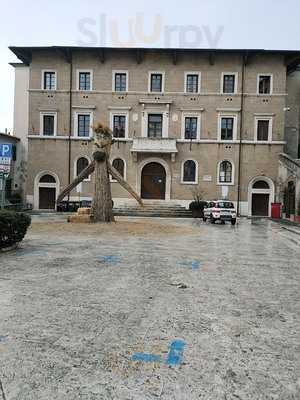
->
<box><xmin>237</xmin><ymin>54</ymin><xmax>246</xmax><ymax>216</ymax></box>
<box><xmin>67</xmin><ymin>50</ymin><xmax>73</xmax><ymax>211</ymax></box>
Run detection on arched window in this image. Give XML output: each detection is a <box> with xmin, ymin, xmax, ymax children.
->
<box><xmin>253</xmin><ymin>180</ymin><xmax>269</xmax><ymax>189</ymax></box>
<box><xmin>112</xmin><ymin>158</ymin><xmax>125</xmax><ymax>179</ymax></box>
<box><xmin>76</xmin><ymin>157</ymin><xmax>89</xmax><ymax>176</ymax></box>
<box><xmin>219</xmin><ymin>161</ymin><xmax>233</xmax><ymax>183</ymax></box>
<box><xmin>39</xmin><ymin>174</ymin><xmax>56</xmax><ymax>183</ymax></box>
<box><xmin>182</xmin><ymin>160</ymin><xmax>197</xmax><ymax>183</ymax></box>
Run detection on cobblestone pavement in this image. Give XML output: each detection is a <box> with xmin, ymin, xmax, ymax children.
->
<box><xmin>0</xmin><ymin>217</ymin><xmax>299</xmax><ymax>400</ymax></box>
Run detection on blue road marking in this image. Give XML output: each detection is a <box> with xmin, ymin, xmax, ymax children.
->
<box><xmin>132</xmin><ymin>339</ymin><xmax>186</xmax><ymax>366</ymax></box>
<box><xmin>132</xmin><ymin>353</ymin><xmax>163</xmax><ymax>363</ymax></box>
<box><xmin>166</xmin><ymin>340</ymin><xmax>186</xmax><ymax>365</ymax></box>
<box><xmin>179</xmin><ymin>260</ymin><xmax>201</xmax><ymax>270</ymax></box>
<box><xmin>97</xmin><ymin>255</ymin><xmax>120</xmax><ymax>264</ymax></box>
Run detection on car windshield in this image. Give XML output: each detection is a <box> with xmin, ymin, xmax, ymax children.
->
<box><xmin>216</xmin><ymin>202</ymin><xmax>234</xmax><ymax>209</ymax></box>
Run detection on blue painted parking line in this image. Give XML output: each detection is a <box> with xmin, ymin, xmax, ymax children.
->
<box><xmin>179</xmin><ymin>260</ymin><xmax>201</xmax><ymax>270</ymax></box>
<box><xmin>96</xmin><ymin>255</ymin><xmax>121</xmax><ymax>264</ymax></box>
<box><xmin>132</xmin><ymin>339</ymin><xmax>186</xmax><ymax>366</ymax></box>
<box><xmin>166</xmin><ymin>340</ymin><xmax>186</xmax><ymax>365</ymax></box>
<box><xmin>132</xmin><ymin>353</ymin><xmax>163</xmax><ymax>363</ymax></box>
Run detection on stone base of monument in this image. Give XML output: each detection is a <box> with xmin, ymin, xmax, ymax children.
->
<box><xmin>68</xmin><ymin>207</ymin><xmax>93</xmax><ymax>223</ymax></box>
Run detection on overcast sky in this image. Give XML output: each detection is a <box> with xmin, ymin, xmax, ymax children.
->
<box><xmin>1</xmin><ymin>0</ymin><xmax>300</xmax><ymax>133</ymax></box>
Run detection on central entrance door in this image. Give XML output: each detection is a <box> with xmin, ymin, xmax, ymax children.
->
<box><xmin>141</xmin><ymin>162</ymin><xmax>166</xmax><ymax>200</ymax></box>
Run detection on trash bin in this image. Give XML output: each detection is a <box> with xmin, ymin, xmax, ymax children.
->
<box><xmin>271</xmin><ymin>203</ymin><xmax>281</xmax><ymax>219</ymax></box>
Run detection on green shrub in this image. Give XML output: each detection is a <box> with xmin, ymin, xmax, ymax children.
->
<box><xmin>0</xmin><ymin>211</ymin><xmax>31</xmax><ymax>249</ymax></box>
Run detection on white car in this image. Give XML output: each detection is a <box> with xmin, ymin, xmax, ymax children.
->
<box><xmin>203</xmin><ymin>200</ymin><xmax>237</xmax><ymax>225</ymax></box>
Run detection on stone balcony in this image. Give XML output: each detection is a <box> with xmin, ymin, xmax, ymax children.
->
<box><xmin>131</xmin><ymin>137</ymin><xmax>178</xmax><ymax>162</ymax></box>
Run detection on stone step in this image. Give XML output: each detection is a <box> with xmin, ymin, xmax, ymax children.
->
<box><xmin>113</xmin><ymin>203</ymin><xmax>192</xmax><ymax>218</ymax></box>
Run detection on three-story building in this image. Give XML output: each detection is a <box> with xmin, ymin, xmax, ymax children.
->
<box><xmin>9</xmin><ymin>46</ymin><xmax>300</xmax><ymax>215</ymax></box>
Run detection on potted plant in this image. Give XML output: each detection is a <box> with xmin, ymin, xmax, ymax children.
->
<box><xmin>189</xmin><ymin>200</ymin><xmax>208</xmax><ymax>218</ymax></box>
<box><xmin>189</xmin><ymin>186</ymin><xmax>207</xmax><ymax>218</ymax></box>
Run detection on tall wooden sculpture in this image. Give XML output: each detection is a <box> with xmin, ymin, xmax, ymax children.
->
<box><xmin>57</xmin><ymin>124</ymin><xmax>143</xmax><ymax>222</ymax></box>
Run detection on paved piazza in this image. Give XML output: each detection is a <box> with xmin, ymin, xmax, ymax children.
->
<box><xmin>0</xmin><ymin>217</ymin><xmax>299</xmax><ymax>399</ymax></box>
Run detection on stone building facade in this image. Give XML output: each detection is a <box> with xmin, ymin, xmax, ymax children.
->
<box><xmin>9</xmin><ymin>46</ymin><xmax>300</xmax><ymax>215</ymax></box>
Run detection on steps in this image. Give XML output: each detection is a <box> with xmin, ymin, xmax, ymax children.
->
<box><xmin>113</xmin><ymin>202</ymin><xmax>192</xmax><ymax>218</ymax></box>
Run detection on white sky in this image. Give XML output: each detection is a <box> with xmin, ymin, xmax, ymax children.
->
<box><xmin>1</xmin><ymin>0</ymin><xmax>300</xmax><ymax>132</ymax></box>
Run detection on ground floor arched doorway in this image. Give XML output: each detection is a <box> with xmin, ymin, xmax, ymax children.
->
<box><xmin>34</xmin><ymin>172</ymin><xmax>60</xmax><ymax>210</ymax></box>
<box><xmin>248</xmin><ymin>177</ymin><xmax>274</xmax><ymax>217</ymax></box>
<box><xmin>141</xmin><ymin>162</ymin><xmax>166</xmax><ymax>199</ymax></box>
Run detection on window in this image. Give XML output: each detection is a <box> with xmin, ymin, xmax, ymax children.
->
<box><xmin>112</xmin><ymin>158</ymin><xmax>125</xmax><ymax>179</ymax></box>
<box><xmin>255</xmin><ymin>117</ymin><xmax>272</xmax><ymax>142</ymax></box>
<box><xmin>43</xmin><ymin>115</ymin><xmax>54</xmax><ymax>136</ymax></box>
<box><xmin>113</xmin><ymin>115</ymin><xmax>126</xmax><ymax>138</ymax></box>
<box><xmin>76</xmin><ymin>157</ymin><xmax>89</xmax><ymax>176</ymax></box>
<box><xmin>258</xmin><ymin>75</ymin><xmax>272</xmax><ymax>94</ymax></box>
<box><xmin>257</xmin><ymin>120</ymin><xmax>270</xmax><ymax>141</ymax></box>
<box><xmin>185</xmin><ymin>74</ymin><xmax>199</xmax><ymax>93</ymax></box>
<box><xmin>184</xmin><ymin>117</ymin><xmax>198</xmax><ymax>140</ymax></box>
<box><xmin>182</xmin><ymin>160</ymin><xmax>197</xmax><ymax>183</ymax></box>
<box><xmin>221</xmin><ymin>117</ymin><xmax>234</xmax><ymax>140</ymax></box>
<box><xmin>39</xmin><ymin>174</ymin><xmax>56</xmax><ymax>183</ymax></box>
<box><xmin>253</xmin><ymin>180</ymin><xmax>269</xmax><ymax>189</ymax></box>
<box><xmin>43</xmin><ymin>71</ymin><xmax>56</xmax><ymax>90</ymax></box>
<box><xmin>77</xmin><ymin>114</ymin><xmax>90</xmax><ymax>137</ymax></box>
<box><xmin>78</xmin><ymin>72</ymin><xmax>91</xmax><ymax>90</ymax></box>
<box><xmin>148</xmin><ymin>114</ymin><xmax>163</xmax><ymax>138</ymax></box>
<box><xmin>219</xmin><ymin>161</ymin><xmax>233</xmax><ymax>184</ymax></box>
<box><xmin>222</xmin><ymin>74</ymin><xmax>236</xmax><ymax>94</ymax></box>
<box><xmin>150</xmin><ymin>73</ymin><xmax>163</xmax><ymax>92</ymax></box>
<box><xmin>114</xmin><ymin>72</ymin><xmax>127</xmax><ymax>92</ymax></box>
<box><xmin>40</xmin><ymin>112</ymin><xmax>57</xmax><ymax>136</ymax></box>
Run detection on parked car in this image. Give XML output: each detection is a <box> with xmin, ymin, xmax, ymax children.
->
<box><xmin>203</xmin><ymin>200</ymin><xmax>237</xmax><ymax>225</ymax></box>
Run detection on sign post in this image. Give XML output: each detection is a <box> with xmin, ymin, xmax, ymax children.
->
<box><xmin>0</xmin><ymin>144</ymin><xmax>13</xmax><ymax>210</ymax></box>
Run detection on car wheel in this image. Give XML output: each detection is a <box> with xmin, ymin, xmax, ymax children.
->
<box><xmin>210</xmin><ymin>216</ymin><xmax>215</xmax><ymax>224</ymax></box>
<box><xmin>221</xmin><ymin>220</ymin><xmax>225</xmax><ymax>225</ymax></box>
<box><xmin>231</xmin><ymin>219</ymin><xmax>236</xmax><ymax>225</ymax></box>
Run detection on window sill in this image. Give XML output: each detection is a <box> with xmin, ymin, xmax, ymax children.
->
<box><xmin>113</xmin><ymin>138</ymin><xmax>132</xmax><ymax>141</ymax></box>
<box><xmin>181</xmin><ymin>181</ymin><xmax>198</xmax><ymax>185</ymax></box>
<box><xmin>216</xmin><ymin>182</ymin><xmax>235</xmax><ymax>186</ymax></box>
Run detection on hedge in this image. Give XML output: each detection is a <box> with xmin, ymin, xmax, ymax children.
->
<box><xmin>0</xmin><ymin>211</ymin><xmax>31</xmax><ymax>249</ymax></box>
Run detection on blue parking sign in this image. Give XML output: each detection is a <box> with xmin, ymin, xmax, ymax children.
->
<box><xmin>0</xmin><ymin>144</ymin><xmax>13</xmax><ymax>158</ymax></box>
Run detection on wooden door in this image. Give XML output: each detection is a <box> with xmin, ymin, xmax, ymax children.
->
<box><xmin>39</xmin><ymin>187</ymin><xmax>56</xmax><ymax>209</ymax></box>
<box><xmin>141</xmin><ymin>162</ymin><xmax>166</xmax><ymax>200</ymax></box>
<box><xmin>252</xmin><ymin>194</ymin><xmax>269</xmax><ymax>216</ymax></box>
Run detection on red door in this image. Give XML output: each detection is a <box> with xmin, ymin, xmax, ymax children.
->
<box><xmin>141</xmin><ymin>162</ymin><xmax>166</xmax><ymax>200</ymax></box>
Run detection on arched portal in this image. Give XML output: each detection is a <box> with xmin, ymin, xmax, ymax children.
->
<box><xmin>141</xmin><ymin>162</ymin><xmax>166</xmax><ymax>200</ymax></box>
<box><xmin>34</xmin><ymin>171</ymin><xmax>60</xmax><ymax>210</ymax></box>
<box><xmin>248</xmin><ymin>176</ymin><xmax>274</xmax><ymax>217</ymax></box>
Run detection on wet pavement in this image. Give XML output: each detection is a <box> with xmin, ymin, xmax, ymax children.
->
<box><xmin>0</xmin><ymin>217</ymin><xmax>299</xmax><ymax>399</ymax></box>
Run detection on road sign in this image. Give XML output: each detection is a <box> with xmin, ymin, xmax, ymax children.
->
<box><xmin>0</xmin><ymin>164</ymin><xmax>10</xmax><ymax>173</ymax></box>
<box><xmin>0</xmin><ymin>157</ymin><xmax>11</xmax><ymax>165</ymax></box>
<box><xmin>0</xmin><ymin>144</ymin><xmax>13</xmax><ymax>158</ymax></box>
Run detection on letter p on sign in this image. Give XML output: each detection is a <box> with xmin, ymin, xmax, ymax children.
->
<box><xmin>0</xmin><ymin>144</ymin><xmax>12</xmax><ymax>158</ymax></box>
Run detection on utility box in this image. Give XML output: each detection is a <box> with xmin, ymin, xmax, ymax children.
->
<box><xmin>271</xmin><ymin>203</ymin><xmax>281</xmax><ymax>219</ymax></box>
